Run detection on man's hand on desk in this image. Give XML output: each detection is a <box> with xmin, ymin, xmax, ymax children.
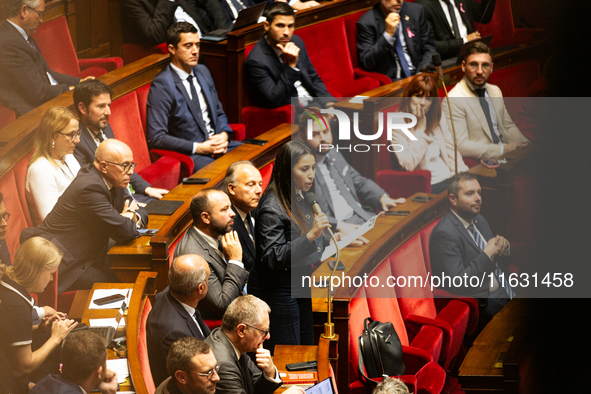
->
<box><xmin>504</xmin><ymin>141</ymin><xmax>530</xmax><ymax>153</ymax></box>
<box><xmin>336</xmin><ymin>223</ymin><xmax>369</xmax><ymax>246</ymax></box>
<box><xmin>97</xmin><ymin>368</ymin><xmax>118</xmax><ymax>394</ymax></box>
<box><xmin>144</xmin><ymin>187</ymin><xmax>169</xmax><ymax>199</ymax></box>
<box><xmin>196</xmin><ymin>133</ymin><xmax>229</xmax><ymax>156</ymax></box>
<box><xmin>381</xmin><ymin>195</ymin><xmax>406</xmax><ymax>211</ymax></box>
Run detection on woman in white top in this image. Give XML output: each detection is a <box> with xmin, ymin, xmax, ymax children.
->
<box><xmin>391</xmin><ymin>74</ymin><xmax>468</xmax><ymax>195</ymax></box>
<box><xmin>26</xmin><ymin>107</ymin><xmax>82</xmax><ymax>226</ymax></box>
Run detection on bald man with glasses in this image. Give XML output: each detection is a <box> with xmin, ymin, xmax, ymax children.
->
<box><xmin>21</xmin><ymin>139</ymin><xmax>148</xmax><ymax>293</ymax></box>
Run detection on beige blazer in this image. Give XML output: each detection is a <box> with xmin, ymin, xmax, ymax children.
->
<box><xmin>442</xmin><ymin>78</ymin><xmax>528</xmax><ymax>159</ymax></box>
<box><xmin>391</xmin><ymin>115</ymin><xmax>469</xmax><ymax>176</ymax></box>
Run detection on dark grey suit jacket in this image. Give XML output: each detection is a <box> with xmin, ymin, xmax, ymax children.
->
<box><xmin>20</xmin><ymin>165</ymin><xmax>147</xmax><ymax>293</ymax></box>
<box><xmin>174</xmin><ymin>226</ymin><xmax>248</xmax><ymax>320</ymax></box>
<box><xmin>357</xmin><ymin>2</ymin><xmax>437</xmax><ymax>81</ymax></box>
<box><xmin>429</xmin><ymin>209</ymin><xmax>507</xmax><ymax>298</ymax></box>
<box><xmin>0</xmin><ymin>20</ymin><xmax>80</xmax><ymax>116</ymax></box>
<box><xmin>147</xmin><ymin>287</ymin><xmax>211</xmax><ymax>386</ymax></box>
<box><xmin>205</xmin><ymin>328</ymin><xmax>282</xmax><ymax>394</ymax></box>
<box><xmin>314</xmin><ymin>151</ymin><xmax>386</xmax><ymax>243</ymax></box>
<box><xmin>74</xmin><ymin>122</ymin><xmax>151</xmax><ymax>196</ymax></box>
<box><xmin>231</xmin><ymin>205</ymin><xmax>256</xmax><ymax>272</ymax></box>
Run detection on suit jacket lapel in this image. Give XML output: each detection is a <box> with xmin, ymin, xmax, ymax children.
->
<box><xmin>314</xmin><ymin>159</ymin><xmax>336</xmax><ymax>216</ymax></box>
<box><xmin>167</xmin><ymin>291</ymin><xmax>204</xmax><ymax>338</ymax></box>
<box><xmin>190</xmin><ymin>227</ymin><xmax>226</xmax><ymax>268</ymax></box>
<box><xmin>232</xmin><ymin>206</ymin><xmax>255</xmax><ymax>257</ymax></box>
<box><xmin>433</xmin><ymin>0</ymin><xmax>454</xmax><ymax>36</ymax></box>
<box><xmin>447</xmin><ymin>210</ymin><xmax>481</xmax><ymax>252</ymax></box>
<box><xmin>399</xmin><ymin>5</ymin><xmax>418</xmax><ymax>65</ymax></box>
<box><xmin>218</xmin><ymin>331</ymin><xmax>254</xmax><ymax>394</ymax></box>
<box><xmin>460</xmin><ymin>80</ymin><xmax>495</xmax><ymax>141</ymax></box>
<box><xmin>194</xmin><ymin>68</ymin><xmax>217</xmax><ymax>131</ymax></box>
<box><xmin>169</xmin><ymin>65</ymin><xmax>208</xmax><ymax>134</ymax></box>
<box><xmin>261</xmin><ymin>36</ymin><xmax>285</xmax><ymax>78</ymax></box>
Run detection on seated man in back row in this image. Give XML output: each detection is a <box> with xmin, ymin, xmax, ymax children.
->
<box><xmin>147</xmin><ymin>22</ymin><xmax>241</xmax><ymax>172</ymax></box>
<box><xmin>357</xmin><ymin>0</ymin><xmax>436</xmax><ymax>82</ymax></box>
<box><xmin>245</xmin><ymin>2</ymin><xmax>336</xmax><ymax>117</ymax></box>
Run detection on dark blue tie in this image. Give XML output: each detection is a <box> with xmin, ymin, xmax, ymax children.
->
<box><xmin>475</xmin><ymin>88</ymin><xmax>500</xmax><ymax>144</ymax></box>
<box><xmin>394</xmin><ymin>26</ymin><xmax>411</xmax><ymax>78</ymax></box>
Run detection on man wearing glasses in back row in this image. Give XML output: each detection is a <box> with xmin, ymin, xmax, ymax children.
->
<box><xmin>21</xmin><ymin>139</ymin><xmax>148</xmax><ymax>294</ymax></box>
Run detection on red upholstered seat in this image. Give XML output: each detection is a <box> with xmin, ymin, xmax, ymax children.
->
<box><xmin>139</xmin><ymin>299</ymin><xmax>156</xmax><ymax>394</ymax></box>
<box><xmin>0</xmin><ymin>104</ymin><xmax>16</xmax><ymax>130</ymax></box>
<box><xmin>297</xmin><ymin>19</ymin><xmax>380</xmax><ymax>97</ymax></box>
<box><xmin>477</xmin><ymin>0</ymin><xmax>545</xmax><ymax>48</ymax></box>
<box><xmin>32</xmin><ymin>16</ymin><xmax>122</xmax><ymax>78</ymax></box>
<box><xmin>487</xmin><ymin>61</ymin><xmax>541</xmax><ymax>98</ymax></box>
<box><xmin>109</xmin><ymin>90</ymin><xmax>182</xmax><ymax>190</ymax></box>
<box><xmin>344</xmin><ymin>12</ymin><xmax>391</xmax><ymax>86</ymax></box>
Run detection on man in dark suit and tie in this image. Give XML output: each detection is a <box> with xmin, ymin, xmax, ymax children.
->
<box><xmin>147</xmin><ymin>254</ymin><xmax>213</xmax><ymax>386</ymax></box>
<box><xmin>20</xmin><ymin>139</ymin><xmax>148</xmax><ymax>293</ymax></box>
<box><xmin>175</xmin><ymin>188</ymin><xmax>249</xmax><ymax>320</ymax></box>
<box><xmin>146</xmin><ymin>22</ymin><xmax>241</xmax><ymax>172</ymax></box>
<box><xmin>244</xmin><ymin>2</ymin><xmax>336</xmax><ymax>113</ymax></box>
<box><xmin>357</xmin><ymin>0</ymin><xmax>437</xmax><ymax>81</ymax></box>
<box><xmin>73</xmin><ymin>79</ymin><xmax>169</xmax><ymax>203</ymax></box>
<box><xmin>0</xmin><ymin>0</ymin><xmax>85</xmax><ymax>117</ymax></box>
<box><xmin>223</xmin><ymin>161</ymin><xmax>262</xmax><ymax>272</ymax></box>
<box><xmin>205</xmin><ymin>295</ymin><xmax>293</xmax><ymax>394</ymax></box>
<box><xmin>122</xmin><ymin>0</ymin><xmax>227</xmax><ymax>46</ymax></box>
<box><xmin>416</xmin><ymin>0</ymin><xmax>496</xmax><ymax>60</ymax></box>
<box><xmin>429</xmin><ymin>172</ymin><xmax>515</xmax><ymax>331</ymax></box>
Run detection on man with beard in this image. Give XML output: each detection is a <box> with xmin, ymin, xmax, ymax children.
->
<box><xmin>175</xmin><ymin>189</ymin><xmax>248</xmax><ymax>320</ymax></box>
<box><xmin>442</xmin><ymin>41</ymin><xmax>529</xmax><ymax>159</ymax></box>
<box><xmin>296</xmin><ymin>108</ymin><xmax>404</xmax><ymax>245</ymax></box>
<box><xmin>73</xmin><ymin>79</ymin><xmax>169</xmax><ymax>203</ymax></box>
<box><xmin>222</xmin><ymin>161</ymin><xmax>262</xmax><ymax>272</ymax></box>
<box><xmin>429</xmin><ymin>172</ymin><xmax>515</xmax><ymax>330</ymax></box>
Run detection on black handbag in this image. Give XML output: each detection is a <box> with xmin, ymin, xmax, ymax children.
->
<box><xmin>358</xmin><ymin>317</ymin><xmax>406</xmax><ymax>384</ymax></box>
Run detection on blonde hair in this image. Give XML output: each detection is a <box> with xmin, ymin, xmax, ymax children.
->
<box><xmin>29</xmin><ymin>107</ymin><xmax>78</xmax><ymax>168</ymax></box>
<box><xmin>0</xmin><ymin>237</ymin><xmax>62</xmax><ymax>289</ymax></box>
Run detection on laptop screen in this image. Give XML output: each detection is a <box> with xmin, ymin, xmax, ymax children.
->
<box><xmin>305</xmin><ymin>378</ymin><xmax>336</xmax><ymax>394</ymax></box>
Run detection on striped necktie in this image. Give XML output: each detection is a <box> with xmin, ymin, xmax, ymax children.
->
<box><xmin>326</xmin><ymin>161</ymin><xmax>373</xmax><ymax>221</ymax></box>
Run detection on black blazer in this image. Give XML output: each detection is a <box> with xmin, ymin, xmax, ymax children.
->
<box><xmin>29</xmin><ymin>374</ymin><xmax>83</xmax><ymax>394</ymax></box>
<box><xmin>0</xmin><ymin>21</ymin><xmax>80</xmax><ymax>117</ymax></box>
<box><xmin>429</xmin><ymin>209</ymin><xmax>508</xmax><ymax>298</ymax></box>
<box><xmin>244</xmin><ymin>34</ymin><xmax>335</xmax><ymax>109</ymax></box>
<box><xmin>147</xmin><ymin>287</ymin><xmax>212</xmax><ymax>386</ymax></box>
<box><xmin>205</xmin><ymin>328</ymin><xmax>282</xmax><ymax>394</ymax></box>
<box><xmin>249</xmin><ymin>191</ymin><xmax>323</xmax><ymax>297</ymax></box>
<box><xmin>0</xmin><ymin>239</ymin><xmax>11</xmax><ymax>267</ymax></box>
<box><xmin>231</xmin><ymin>205</ymin><xmax>256</xmax><ymax>272</ymax></box>
<box><xmin>122</xmin><ymin>0</ymin><xmax>227</xmax><ymax>46</ymax></box>
<box><xmin>415</xmin><ymin>0</ymin><xmax>496</xmax><ymax>60</ymax></box>
<box><xmin>356</xmin><ymin>2</ymin><xmax>437</xmax><ymax>81</ymax></box>
<box><xmin>74</xmin><ymin>123</ymin><xmax>151</xmax><ymax>196</ymax></box>
<box><xmin>20</xmin><ymin>165</ymin><xmax>148</xmax><ymax>293</ymax></box>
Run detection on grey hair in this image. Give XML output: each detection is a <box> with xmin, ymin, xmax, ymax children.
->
<box><xmin>168</xmin><ymin>256</ymin><xmax>208</xmax><ymax>297</ymax></box>
<box><xmin>372</xmin><ymin>377</ymin><xmax>410</xmax><ymax>394</ymax></box>
<box><xmin>9</xmin><ymin>0</ymin><xmax>41</xmax><ymax>17</ymax></box>
<box><xmin>221</xmin><ymin>295</ymin><xmax>270</xmax><ymax>332</ymax></box>
<box><xmin>223</xmin><ymin>161</ymin><xmax>256</xmax><ymax>195</ymax></box>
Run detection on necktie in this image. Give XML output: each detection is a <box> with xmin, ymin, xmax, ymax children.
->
<box><xmin>475</xmin><ymin>88</ymin><xmax>500</xmax><ymax>144</ymax></box>
<box><xmin>326</xmin><ymin>161</ymin><xmax>373</xmax><ymax>222</ymax></box>
<box><xmin>394</xmin><ymin>26</ymin><xmax>411</xmax><ymax>78</ymax></box>
<box><xmin>193</xmin><ymin>310</ymin><xmax>205</xmax><ymax>337</ymax></box>
<box><xmin>96</xmin><ymin>131</ymin><xmax>106</xmax><ymax>143</ymax></box>
<box><xmin>110</xmin><ymin>187</ymin><xmax>118</xmax><ymax>205</ymax></box>
<box><xmin>226</xmin><ymin>0</ymin><xmax>246</xmax><ymax>20</ymax></box>
<box><xmin>442</xmin><ymin>0</ymin><xmax>461</xmax><ymax>39</ymax></box>
<box><xmin>467</xmin><ymin>224</ymin><xmax>515</xmax><ymax>299</ymax></box>
<box><xmin>245</xmin><ymin>213</ymin><xmax>255</xmax><ymax>246</ymax></box>
<box><xmin>186</xmin><ymin>75</ymin><xmax>205</xmax><ymax>123</ymax></box>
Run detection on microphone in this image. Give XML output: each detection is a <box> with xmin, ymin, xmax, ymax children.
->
<box><xmin>432</xmin><ymin>53</ymin><xmax>459</xmax><ymax>174</ymax></box>
<box><xmin>305</xmin><ymin>192</ymin><xmax>340</xmax><ymax>339</ymax></box>
<box><xmin>476</xmin><ymin>0</ymin><xmax>493</xmax><ymax>33</ymax></box>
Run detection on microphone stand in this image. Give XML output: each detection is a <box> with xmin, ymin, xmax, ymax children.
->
<box><xmin>322</xmin><ymin>227</ymin><xmax>340</xmax><ymax>339</ymax></box>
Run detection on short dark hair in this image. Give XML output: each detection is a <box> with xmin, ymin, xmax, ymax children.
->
<box><xmin>61</xmin><ymin>331</ymin><xmax>107</xmax><ymax>381</ymax></box>
<box><xmin>447</xmin><ymin>172</ymin><xmax>478</xmax><ymax>197</ymax></box>
<box><xmin>73</xmin><ymin>79</ymin><xmax>113</xmax><ymax>116</ymax></box>
<box><xmin>265</xmin><ymin>2</ymin><xmax>295</xmax><ymax>23</ymax></box>
<box><xmin>465</xmin><ymin>41</ymin><xmax>491</xmax><ymax>57</ymax></box>
<box><xmin>167</xmin><ymin>337</ymin><xmax>211</xmax><ymax>378</ymax></box>
<box><xmin>167</xmin><ymin>22</ymin><xmax>198</xmax><ymax>48</ymax></box>
<box><xmin>189</xmin><ymin>188</ymin><xmax>219</xmax><ymax>224</ymax></box>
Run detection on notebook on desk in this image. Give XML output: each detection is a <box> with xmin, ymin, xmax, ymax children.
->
<box><xmin>202</xmin><ymin>2</ymin><xmax>267</xmax><ymax>41</ymax></box>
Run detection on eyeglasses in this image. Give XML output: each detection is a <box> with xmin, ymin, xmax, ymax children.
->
<box><xmin>57</xmin><ymin>130</ymin><xmax>83</xmax><ymax>141</ymax></box>
<box><xmin>27</xmin><ymin>6</ymin><xmax>45</xmax><ymax>19</ymax></box>
<box><xmin>196</xmin><ymin>364</ymin><xmax>220</xmax><ymax>380</ymax></box>
<box><xmin>0</xmin><ymin>212</ymin><xmax>10</xmax><ymax>222</ymax></box>
<box><xmin>244</xmin><ymin>323</ymin><xmax>270</xmax><ymax>337</ymax></box>
<box><xmin>104</xmin><ymin>161</ymin><xmax>137</xmax><ymax>173</ymax></box>
<box><xmin>465</xmin><ymin>62</ymin><xmax>492</xmax><ymax>72</ymax></box>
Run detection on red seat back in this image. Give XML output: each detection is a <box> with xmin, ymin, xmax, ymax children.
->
<box><xmin>136</xmin><ymin>84</ymin><xmax>151</xmax><ymax>133</ymax></box>
<box><xmin>32</xmin><ymin>16</ymin><xmax>80</xmax><ymax>76</ymax></box>
<box><xmin>0</xmin><ymin>104</ymin><xmax>16</xmax><ymax>130</ymax></box>
<box><xmin>344</xmin><ymin>11</ymin><xmax>366</xmax><ymax>69</ymax></box>
<box><xmin>139</xmin><ymin>299</ymin><xmax>156</xmax><ymax>393</ymax></box>
<box><xmin>419</xmin><ymin>219</ymin><xmax>441</xmax><ymax>275</ymax></box>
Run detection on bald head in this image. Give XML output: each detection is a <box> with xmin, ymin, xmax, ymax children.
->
<box><xmin>94</xmin><ymin>139</ymin><xmax>135</xmax><ymax>189</ymax></box>
<box><xmin>169</xmin><ymin>254</ymin><xmax>210</xmax><ymax>300</ymax></box>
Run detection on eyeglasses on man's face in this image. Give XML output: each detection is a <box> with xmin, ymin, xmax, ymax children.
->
<box><xmin>27</xmin><ymin>6</ymin><xmax>45</xmax><ymax>19</ymax></box>
<box><xmin>104</xmin><ymin>161</ymin><xmax>137</xmax><ymax>173</ymax></box>
<box><xmin>57</xmin><ymin>130</ymin><xmax>83</xmax><ymax>141</ymax></box>
<box><xmin>196</xmin><ymin>364</ymin><xmax>221</xmax><ymax>380</ymax></box>
<box><xmin>465</xmin><ymin>62</ymin><xmax>492</xmax><ymax>72</ymax></box>
<box><xmin>244</xmin><ymin>323</ymin><xmax>270</xmax><ymax>337</ymax></box>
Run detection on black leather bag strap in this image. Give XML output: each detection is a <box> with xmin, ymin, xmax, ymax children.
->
<box><xmin>358</xmin><ymin>332</ymin><xmax>379</xmax><ymax>386</ymax></box>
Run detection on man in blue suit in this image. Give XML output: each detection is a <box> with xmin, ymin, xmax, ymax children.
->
<box><xmin>357</xmin><ymin>0</ymin><xmax>436</xmax><ymax>81</ymax></box>
<box><xmin>146</xmin><ymin>22</ymin><xmax>240</xmax><ymax>172</ymax></box>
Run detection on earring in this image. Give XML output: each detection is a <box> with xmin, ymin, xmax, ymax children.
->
<box><xmin>51</xmin><ymin>141</ymin><xmax>55</xmax><ymax>149</ymax></box>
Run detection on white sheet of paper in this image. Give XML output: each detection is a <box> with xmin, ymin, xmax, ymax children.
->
<box><xmin>321</xmin><ymin>213</ymin><xmax>382</xmax><ymax>261</ymax></box>
<box><xmin>349</xmin><ymin>96</ymin><xmax>369</xmax><ymax>104</ymax></box>
<box><xmin>89</xmin><ymin>289</ymin><xmax>133</xmax><ymax>309</ymax></box>
<box><xmin>106</xmin><ymin>358</ymin><xmax>129</xmax><ymax>384</ymax></box>
<box><xmin>88</xmin><ymin>318</ymin><xmax>119</xmax><ymax>329</ymax></box>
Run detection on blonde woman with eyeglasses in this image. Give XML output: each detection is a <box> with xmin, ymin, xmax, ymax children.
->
<box><xmin>26</xmin><ymin>107</ymin><xmax>82</xmax><ymax>226</ymax></box>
